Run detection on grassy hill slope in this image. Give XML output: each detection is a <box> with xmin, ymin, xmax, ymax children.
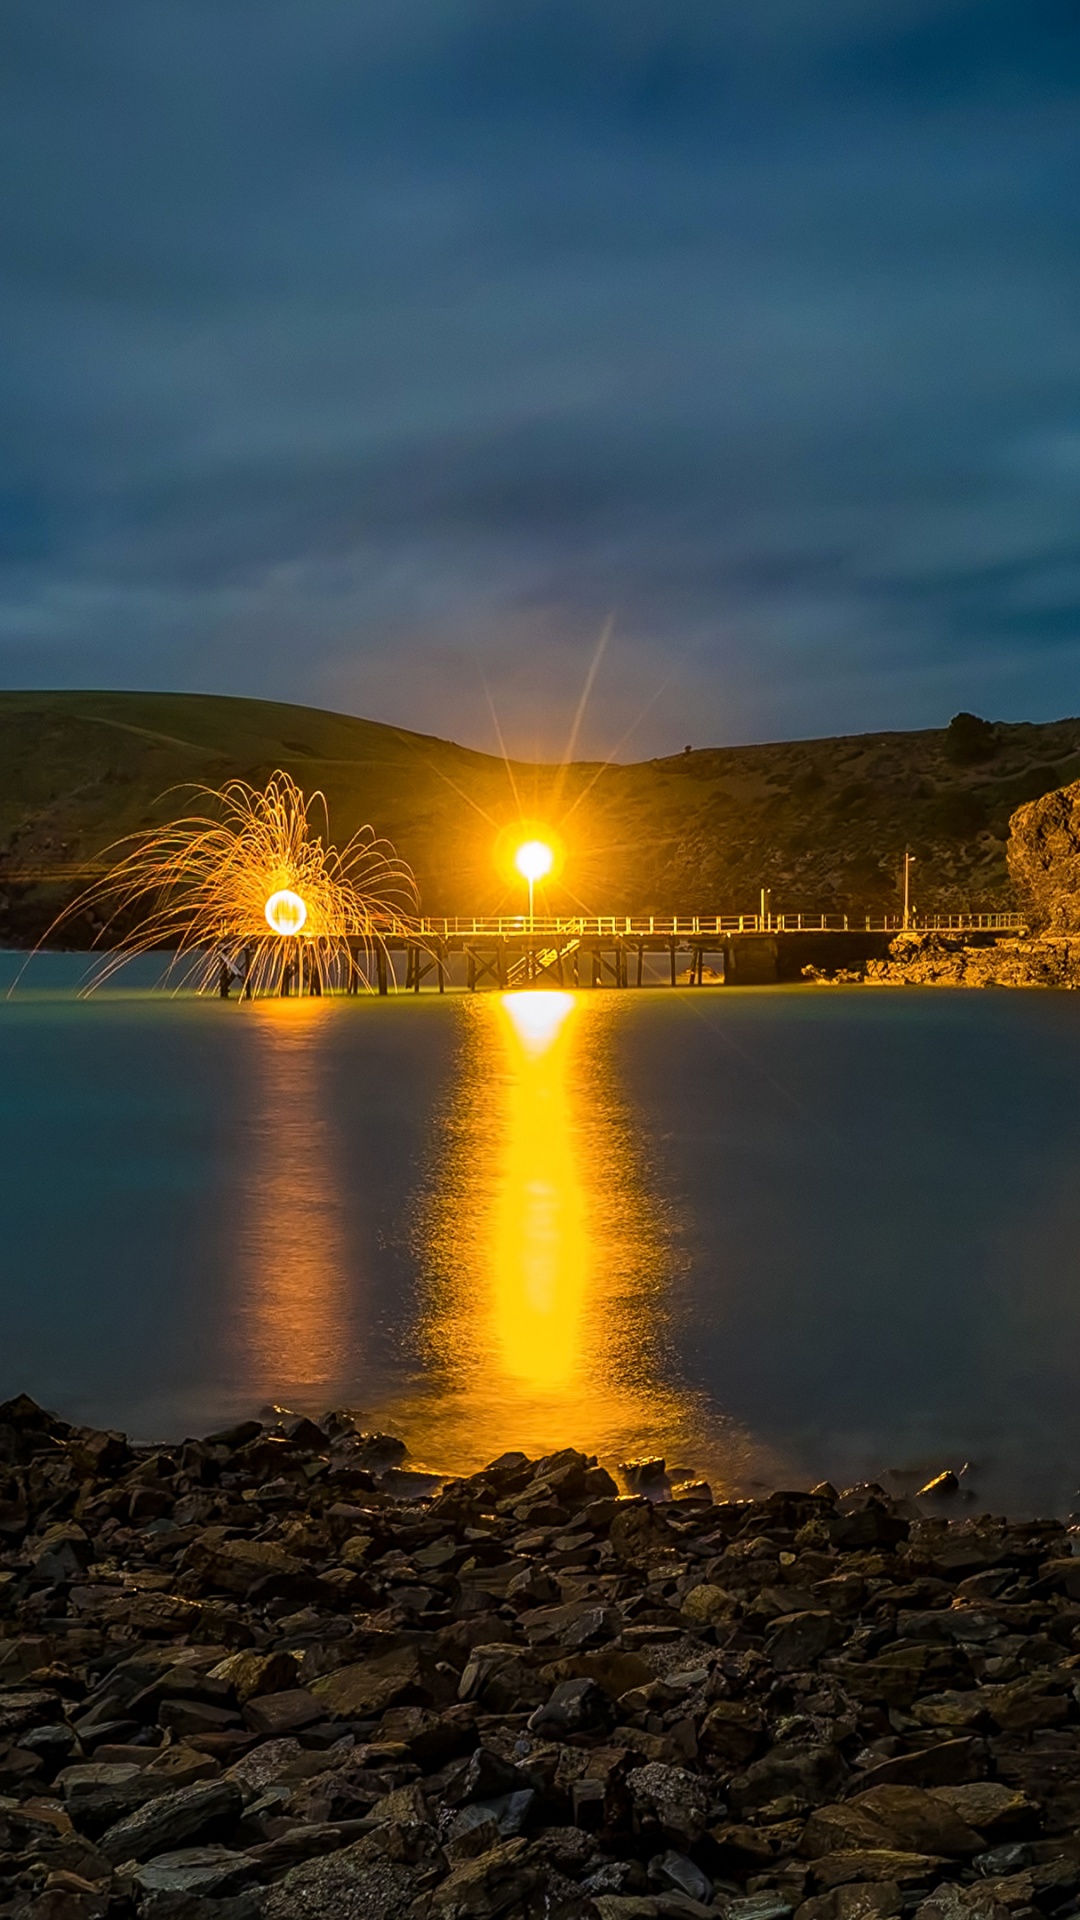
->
<box><xmin>0</xmin><ymin>690</ymin><xmax>1077</xmax><ymax>941</ymax></box>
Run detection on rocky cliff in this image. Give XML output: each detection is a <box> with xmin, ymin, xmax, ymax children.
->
<box><xmin>1008</xmin><ymin>780</ymin><xmax>1080</xmax><ymax>931</ymax></box>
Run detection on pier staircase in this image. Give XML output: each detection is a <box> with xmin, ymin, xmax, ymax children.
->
<box><xmin>506</xmin><ymin>939</ymin><xmax>581</xmax><ymax>988</ymax></box>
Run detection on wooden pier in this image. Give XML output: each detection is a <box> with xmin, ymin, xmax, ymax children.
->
<box><xmin>355</xmin><ymin>910</ymin><xmax>1025</xmax><ymax>993</ymax></box>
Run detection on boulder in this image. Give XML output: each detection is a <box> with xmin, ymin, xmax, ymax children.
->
<box><xmin>796</xmin><ymin>1887</ymin><xmax>904</xmax><ymax>1920</ymax></box>
<box><xmin>99</xmin><ymin>1776</ymin><xmax>242</xmax><ymax>1864</ymax></box>
<box><xmin>627</xmin><ymin>1763</ymin><xmax>710</xmax><ymax>1844</ymax></box>
<box><xmin>309</xmin><ymin>1645</ymin><xmax>432</xmax><ymax>1718</ymax></box>
<box><xmin>1008</xmin><ymin>780</ymin><xmax>1080</xmax><ymax>930</ymax></box>
<box><xmin>766</xmin><ymin>1611</ymin><xmax>842</xmax><ymax>1670</ymax></box>
<box><xmin>262</xmin><ymin>1833</ymin><xmax>419</xmax><ymax>1920</ymax></box>
<box><xmin>804</xmin><ymin>1787</ymin><xmax>985</xmax><ymax>1860</ymax></box>
<box><xmin>730</xmin><ymin>1742</ymin><xmax>847</xmax><ymax>1812</ymax></box>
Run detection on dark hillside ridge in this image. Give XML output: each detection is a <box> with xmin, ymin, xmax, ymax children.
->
<box><xmin>0</xmin><ymin>691</ymin><xmax>1076</xmax><ymax>940</ymax></box>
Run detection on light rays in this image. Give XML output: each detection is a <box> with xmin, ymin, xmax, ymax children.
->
<box><xmin>477</xmin><ymin>621</ymin><xmax>672</xmax><ymax>919</ymax></box>
<box><xmin>38</xmin><ymin>771</ymin><xmax>417</xmax><ymax>995</ymax></box>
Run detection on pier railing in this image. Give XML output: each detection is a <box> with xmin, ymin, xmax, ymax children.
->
<box><xmin>410</xmin><ymin>911</ymin><xmax>1025</xmax><ymax>938</ymax></box>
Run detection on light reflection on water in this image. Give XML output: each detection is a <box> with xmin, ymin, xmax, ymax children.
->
<box><xmin>225</xmin><ymin>988</ymin><xmax>783</xmax><ymax>1485</ymax></box>
<box><xmin>373</xmin><ymin>991</ymin><xmax>773</xmax><ymax>1482</ymax></box>
<box><xmin>231</xmin><ymin>999</ymin><xmax>355</xmax><ymax>1402</ymax></box>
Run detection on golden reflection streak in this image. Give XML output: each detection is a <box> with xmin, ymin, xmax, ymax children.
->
<box><xmin>231</xmin><ymin>1000</ymin><xmax>353</xmax><ymax>1400</ymax></box>
<box><xmin>405</xmin><ymin>990</ymin><xmax>717</xmax><ymax>1473</ymax></box>
<box><xmin>491</xmin><ymin>993</ymin><xmax>585</xmax><ymax>1393</ymax></box>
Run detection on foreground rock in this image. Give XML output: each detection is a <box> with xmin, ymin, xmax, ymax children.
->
<box><xmin>2</xmin><ymin>1400</ymin><xmax>1080</xmax><ymax>1917</ymax></box>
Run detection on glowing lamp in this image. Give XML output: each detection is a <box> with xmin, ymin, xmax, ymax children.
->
<box><xmin>514</xmin><ymin>840</ymin><xmax>555</xmax><ymax>885</ymax></box>
<box><xmin>264</xmin><ymin>888</ymin><xmax>307</xmax><ymax>936</ymax></box>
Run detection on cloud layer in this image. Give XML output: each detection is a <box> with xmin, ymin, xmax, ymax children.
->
<box><xmin>2</xmin><ymin>0</ymin><xmax>1079</xmax><ymax>756</ymax></box>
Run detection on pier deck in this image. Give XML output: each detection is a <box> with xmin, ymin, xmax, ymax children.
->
<box><xmin>364</xmin><ymin>910</ymin><xmax>1025</xmax><ymax>992</ymax></box>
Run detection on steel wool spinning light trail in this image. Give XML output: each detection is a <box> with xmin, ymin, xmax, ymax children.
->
<box><xmin>48</xmin><ymin>771</ymin><xmax>418</xmax><ymax>994</ymax></box>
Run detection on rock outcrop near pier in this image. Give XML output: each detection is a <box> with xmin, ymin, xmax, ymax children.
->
<box><xmin>2</xmin><ymin>1394</ymin><xmax>1080</xmax><ymax>1918</ymax></box>
<box><xmin>858</xmin><ymin>932</ymin><xmax>1080</xmax><ymax>989</ymax></box>
<box><xmin>1008</xmin><ymin>781</ymin><xmax>1080</xmax><ymax>932</ymax></box>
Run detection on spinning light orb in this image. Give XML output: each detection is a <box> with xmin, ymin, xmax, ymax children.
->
<box><xmin>264</xmin><ymin>888</ymin><xmax>308</xmax><ymax>936</ymax></box>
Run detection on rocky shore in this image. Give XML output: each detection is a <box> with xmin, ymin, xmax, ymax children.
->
<box><xmin>804</xmin><ymin>932</ymin><xmax>1080</xmax><ymax>989</ymax></box>
<box><xmin>2</xmin><ymin>1398</ymin><xmax>1080</xmax><ymax>1920</ymax></box>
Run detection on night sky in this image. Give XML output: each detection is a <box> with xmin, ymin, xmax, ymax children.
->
<box><xmin>2</xmin><ymin>1</ymin><xmax>1080</xmax><ymax>758</ymax></box>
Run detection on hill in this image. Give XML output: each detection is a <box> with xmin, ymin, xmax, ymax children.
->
<box><xmin>0</xmin><ymin>690</ymin><xmax>1077</xmax><ymax>942</ymax></box>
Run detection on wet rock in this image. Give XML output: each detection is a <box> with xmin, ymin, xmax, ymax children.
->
<box><xmin>828</xmin><ymin>1497</ymin><xmax>909</xmax><ymax>1552</ymax></box>
<box><xmin>99</xmin><ymin>1775</ymin><xmax>243</xmax><ymax>1863</ymax></box>
<box><xmin>261</xmin><ymin>1832</ymin><xmax>420</xmax><ymax>1919</ymax></box>
<box><xmin>621</xmin><ymin>1458</ymin><xmax>668</xmax><ymax>1490</ymax></box>
<box><xmin>766</xmin><ymin>1610</ymin><xmax>842</xmax><ymax>1670</ymax></box>
<box><xmin>208</xmin><ymin>1648</ymin><xmax>299</xmax><ymax>1703</ymax></box>
<box><xmin>796</xmin><ymin>1887</ymin><xmax>904</xmax><ymax>1920</ymax></box>
<box><xmin>182</xmin><ymin>1534</ymin><xmax>306</xmax><ymax>1596</ymax></box>
<box><xmin>242</xmin><ymin>1687</ymin><xmax>323</xmax><ymax>1735</ymax></box>
<box><xmin>627</xmin><ymin>1763</ymin><xmax>710</xmax><ymax>1844</ymax></box>
<box><xmin>30</xmin><ymin>1524</ymin><xmax>94</xmax><ymax>1585</ymax></box>
<box><xmin>529</xmin><ymin>1677</ymin><xmax>613</xmax><ymax>1736</ymax></box>
<box><xmin>918</xmin><ymin>1472</ymin><xmax>960</xmax><ymax>1500</ymax></box>
<box><xmin>681</xmin><ymin>1584</ymin><xmax>737</xmax><ymax>1627</ymax></box>
<box><xmin>854</xmin><ymin>1740</ymin><xmax>987</xmax><ymax>1791</ymax></box>
<box><xmin>309</xmin><ymin>1644</ymin><xmax>434</xmax><ymax>1718</ymax></box>
<box><xmin>442</xmin><ymin>1746</ymin><xmax>528</xmax><ymax>1808</ymax></box>
<box><xmin>610</xmin><ymin>1501</ymin><xmax>674</xmax><ymax>1565</ymax></box>
<box><xmin>804</xmin><ymin>1787</ymin><xmax>985</xmax><ymax>1859</ymax></box>
<box><xmin>927</xmin><ymin>1784</ymin><xmax>1039</xmax><ymax>1841</ymax></box>
<box><xmin>810</xmin><ymin>1851</ymin><xmax>945</xmax><ymax>1889</ymax></box>
<box><xmin>649</xmin><ymin>1850</ymin><xmax>713</xmax><ymax>1902</ymax></box>
<box><xmin>728</xmin><ymin>1897</ymin><xmax>796</xmax><ymax>1920</ymax></box>
<box><xmin>730</xmin><ymin>1742</ymin><xmax>847</xmax><ymax>1812</ymax></box>
<box><xmin>430</xmin><ymin>1836</ymin><xmax>539</xmax><ymax>1917</ymax></box>
<box><xmin>132</xmin><ymin>1845</ymin><xmax>253</xmax><ymax>1895</ymax></box>
<box><xmin>226</xmin><ymin>1737</ymin><xmax>305</xmax><ymax>1792</ymax></box>
<box><xmin>912</xmin><ymin>1885</ymin><xmax>1013</xmax><ymax>1920</ymax></box>
<box><xmin>203</xmin><ymin>1420</ymin><xmax>263</xmax><ymax>1448</ymax></box>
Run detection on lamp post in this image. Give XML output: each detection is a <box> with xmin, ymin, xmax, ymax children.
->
<box><xmin>514</xmin><ymin>840</ymin><xmax>554</xmax><ymax>934</ymax></box>
<box><xmin>902</xmin><ymin>849</ymin><xmax>915</xmax><ymax>931</ymax></box>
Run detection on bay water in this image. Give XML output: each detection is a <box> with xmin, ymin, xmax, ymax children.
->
<box><xmin>2</xmin><ymin>955</ymin><xmax>1079</xmax><ymax>1513</ymax></box>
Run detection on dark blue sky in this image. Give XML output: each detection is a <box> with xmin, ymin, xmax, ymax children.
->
<box><xmin>2</xmin><ymin>1</ymin><xmax>1080</xmax><ymax>757</ymax></box>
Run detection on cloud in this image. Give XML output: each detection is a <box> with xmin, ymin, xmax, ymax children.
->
<box><xmin>1</xmin><ymin>0</ymin><xmax>1080</xmax><ymax>754</ymax></box>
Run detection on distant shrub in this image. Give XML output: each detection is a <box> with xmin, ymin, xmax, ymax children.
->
<box><xmin>944</xmin><ymin>711</ymin><xmax>998</xmax><ymax>764</ymax></box>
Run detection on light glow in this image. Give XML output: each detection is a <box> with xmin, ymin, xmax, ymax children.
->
<box><xmin>264</xmin><ymin>888</ymin><xmax>308</xmax><ymax>936</ymax></box>
<box><xmin>514</xmin><ymin>838</ymin><xmax>555</xmax><ymax>886</ymax></box>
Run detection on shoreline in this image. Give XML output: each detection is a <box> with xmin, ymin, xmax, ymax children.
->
<box><xmin>805</xmin><ymin>932</ymin><xmax>1080</xmax><ymax>991</ymax></box>
<box><xmin>3</xmin><ymin>1396</ymin><xmax>1080</xmax><ymax>1918</ymax></box>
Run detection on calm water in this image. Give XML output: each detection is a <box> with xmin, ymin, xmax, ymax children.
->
<box><xmin>2</xmin><ymin>957</ymin><xmax>1080</xmax><ymax>1513</ymax></box>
